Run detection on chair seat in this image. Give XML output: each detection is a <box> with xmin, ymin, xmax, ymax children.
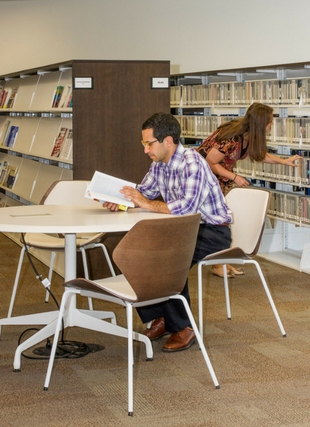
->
<box><xmin>203</xmin><ymin>247</ymin><xmax>249</xmax><ymax>262</ymax></box>
<box><xmin>23</xmin><ymin>232</ymin><xmax>104</xmax><ymax>250</ymax></box>
<box><xmin>66</xmin><ymin>275</ymin><xmax>138</xmax><ymax>302</ymax></box>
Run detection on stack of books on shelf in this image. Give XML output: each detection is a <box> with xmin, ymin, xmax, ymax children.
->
<box><xmin>50</xmin><ymin>127</ymin><xmax>73</xmax><ymax>160</ymax></box>
<box><xmin>175</xmin><ymin>114</ymin><xmax>238</xmax><ymax>140</ymax></box>
<box><xmin>0</xmin><ymin>87</ymin><xmax>18</xmax><ymax>109</ymax></box>
<box><xmin>2</xmin><ymin>124</ymin><xmax>19</xmax><ymax>148</ymax></box>
<box><xmin>51</xmin><ymin>84</ymin><xmax>72</xmax><ymax>108</ymax></box>
<box><xmin>171</xmin><ymin>77</ymin><xmax>310</xmax><ymax>107</ymax></box>
<box><xmin>0</xmin><ymin>120</ymin><xmax>19</xmax><ymax>148</ymax></box>
<box><xmin>236</xmin><ymin>155</ymin><xmax>309</xmax><ymax>189</ymax></box>
<box><xmin>0</xmin><ymin>161</ymin><xmax>18</xmax><ymax>189</ymax></box>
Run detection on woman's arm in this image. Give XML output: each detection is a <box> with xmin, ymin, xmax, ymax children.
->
<box><xmin>206</xmin><ymin>148</ymin><xmax>249</xmax><ymax>188</ymax></box>
<box><xmin>264</xmin><ymin>153</ymin><xmax>301</xmax><ymax>166</ymax></box>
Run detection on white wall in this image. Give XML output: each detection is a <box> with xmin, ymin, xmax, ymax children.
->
<box><xmin>0</xmin><ymin>0</ymin><xmax>310</xmax><ymax>75</ymax></box>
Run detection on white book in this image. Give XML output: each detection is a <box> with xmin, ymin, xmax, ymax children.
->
<box><xmin>85</xmin><ymin>171</ymin><xmax>136</xmax><ymax>210</ymax></box>
<box><xmin>59</xmin><ymin>84</ymin><xmax>72</xmax><ymax>108</ymax></box>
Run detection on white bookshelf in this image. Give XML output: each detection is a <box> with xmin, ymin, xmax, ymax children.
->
<box><xmin>0</xmin><ymin>59</ymin><xmax>171</xmax><ymax>278</ymax></box>
<box><xmin>171</xmin><ymin>62</ymin><xmax>310</xmax><ymax>273</ymax></box>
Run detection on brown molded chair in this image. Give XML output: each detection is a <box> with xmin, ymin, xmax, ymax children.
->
<box><xmin>43</xmin><ymin>214</ymin><xmax>220</xmax><ymax>416</ymax></box>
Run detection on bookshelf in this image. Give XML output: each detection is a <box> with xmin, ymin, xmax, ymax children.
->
<box><xmin>171</xmin><ymin>62</ymin><xmax>310</xmax><ymax>273</ymax></box>
<box><xmin>0</xmin><ymin>59</ymin><xmax>170</xmax><ymax>277</ymax></box>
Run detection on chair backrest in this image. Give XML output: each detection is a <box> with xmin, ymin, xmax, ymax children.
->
<box><xmin>225</xmin><ymin>187</ymin><xmax>270</xmax><ymax>257</ymax></box>
<box><xmin>112</xmin><ymin>214</ymin><xmax>201</xmax><ymax>302</ymax></box>
<box><xmin>40</xmin><ymin>180</ymin><xmax>97</xmax><ymax>206</ymax></box>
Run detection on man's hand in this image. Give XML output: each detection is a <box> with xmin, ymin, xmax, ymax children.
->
<box><xmin>102</xmin><ymin>201</ymin><xmax>121</xmax><ymax>211</ymax></box>
<box><xmin>121</xmin><ymin>186</ymin><xmax>171</xmax><ymax>214</ymax></box>
<box><xmin>120</xmin><ymin>186</ymin><xmax>147</xmax><ymax>208</ymax></box>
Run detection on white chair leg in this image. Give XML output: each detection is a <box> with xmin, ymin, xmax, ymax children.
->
<box><xmin>43</xmin><ymin>289</ymin><xmax>75</xmax><ymax>390</ymax></box>
<box><xmin>80</xmin><ymin>247</ymin><xmax>94</xmax><ymax>310</ymax></box>
<box><xmin>222</xmin><ymin>264</ymin><xmax>231</xmax><ymax>320</ymax></box>
<box><xmin>125</xmin><ymin>302</ymin><xmax>134</xmax><ymax>416</ymax></box>
<box><xmin>45</xmin><ymin>251</ymin><xmax>56</xmax><ymax>303</ymax></box>
<box><xmin>80</xmin><ymin>243</ymin><xmax>116</xmax><ymax>313</ymax></box>
<box><xmin>197</xmin><ymin>261</ymin><xmax>204</xmax><ymax>337</ymax></box>
<box><xmin>251</xmin><ymin>260</ymin><xmax>287</xmax><ymax>337</ymax></box>
<box><xmin>95</xmin><ymin>243</ymin><xmax>116</xmax><ymax>277</ymax></box>
<box><xmin>172</xmin><ymin>294</ymin><xmax>220</xmax><ymax>389</ymax></box>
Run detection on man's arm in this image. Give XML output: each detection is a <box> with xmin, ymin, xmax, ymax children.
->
<box><xmin>121</xmin><ymin>187</ymin><xmax>171</xmax><ymax>214</ymax></box>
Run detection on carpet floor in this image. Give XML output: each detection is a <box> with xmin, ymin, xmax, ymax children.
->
<box><xmin>0</xmin><ymin>233</ymin><xmax>310</xmax><ymax>426</ymax></box>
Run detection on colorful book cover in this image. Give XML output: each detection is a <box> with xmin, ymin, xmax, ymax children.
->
<box><xmin>51</xmin><ymin>127</ymin><xmax>68</xmax><ymax>157</ymax></box>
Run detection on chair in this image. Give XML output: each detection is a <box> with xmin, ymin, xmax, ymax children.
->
<box><xmin>43</xmin><ymin>214</ymin><xmax>220</xmax><ymax>416</ymax></box>
<box><xmin>197</xmin><ymin>187</ymin><xmax>286</xmax><ymax>338</ymax></box>
<box><xmin>7</xmin><ymin>180</ymin><xmax>116</xmax><ymax>319</ymax></box>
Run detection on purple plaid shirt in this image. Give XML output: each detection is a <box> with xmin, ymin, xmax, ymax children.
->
<box><xmin>137</xmin><ymin>143</ymin><xmax>232</xmax><ymax>225</ymax></box>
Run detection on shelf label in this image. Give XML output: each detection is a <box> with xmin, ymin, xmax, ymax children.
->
<box><xmin>151</xmin><ymin>77</ymin><xmax>169</xmax><ymax>89</ymax></box>
<box><xmin>74</xmin><ymin>77</ymin><xmax>93</xmax><ymax>89</ymax></box>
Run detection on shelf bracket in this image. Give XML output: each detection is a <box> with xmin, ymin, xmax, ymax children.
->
<box><xmin>277</xmin><ymin>68</ymin><xmax>287</xmax><ymax>80</ymax></box>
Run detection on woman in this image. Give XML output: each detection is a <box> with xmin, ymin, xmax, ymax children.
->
<box><xmin>197</xmin><ymin>102</ymin><xmax>300</xmax><ymax>277</ymax></box>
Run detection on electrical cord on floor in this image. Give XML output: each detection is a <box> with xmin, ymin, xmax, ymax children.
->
<box><xmin>17</xmin><ymin>234</ymin><xmax>99</xmax><ymax>360</ymax></box>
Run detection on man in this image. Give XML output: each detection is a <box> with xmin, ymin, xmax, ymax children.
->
<box><xmin>104</xmin><ymin>112</ymin><xmax>232</xmax><ymax>352</ymax></box>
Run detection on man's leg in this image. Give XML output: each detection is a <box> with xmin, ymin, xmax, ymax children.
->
<box><xmin>138</xmin><ymin>224</ymin><xmax>231</xmax><ymax>349</ymax></box>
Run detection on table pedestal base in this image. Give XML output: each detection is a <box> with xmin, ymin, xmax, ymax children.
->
<box><xmin>0</xmin><ymin>307</ymin><xmax>153</xmax><ymax>370</ymax></box>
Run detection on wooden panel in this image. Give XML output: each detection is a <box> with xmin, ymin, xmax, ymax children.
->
<box><xmin>72</xmin><ymin>60</ymin><xmax>170</xmax><ymax>184</ymax></box>
<box><xmin>71</xmin><ymin>60</ymin><xmax>170</xmax><ymax>278</ymax></box>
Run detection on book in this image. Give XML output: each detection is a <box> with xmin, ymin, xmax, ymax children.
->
<box><xmin>58</xmin><ymin>84</ymin><xmax>72</xmax><ymax>108</ymax></box>
<box><xmin>66</xmin><ymin>92</ymin><xmax>73</xmax><ymax>107</ymax></box>
<box><xmin>50</xmin><ymin>127</ymin><xmax>68</xmax><ymax>157</ymax></box>
<box><xmin>85</xmin><ymin>171</ymin><xmax>136</xmax><ymax>210</ymax></box>
<box><xmin>0</xmin><ymin>161</ymin><xmax>9</xmax><ymax>185</ymax></box>
<box><xmin>0</xmin><ymin>120</ymin><xmax>10</xmax><ymax>145</ymax></box>
<box><xmin>0</xmin><ymin>89</ymin><xmax>6</xmax><ymax>107</ymax></box>
<box><xmin>5</xmin><ymin>87</ymin><xmax>18</xmax><ymax>109</ymax></box>
<box><xmin>4</xmin><ymin>125</ymin><xmax>19</xmax><ymax>148</ymax></box>
<box><xmin>59</xmin><ymin>128</ymin><xmax>72</xmax><ymax>160</ymax></box>
<box><xmin>1</xmin><ymin>88</ymin><xmax>11</xmax><ymax>108</ymax></box>
<box><xmin>51</xmin><ymin>85</ymin><xmax>64</xmax><ymax>108</ymax></box>
<box><xmin>5</xmin><ymin>165</ymin><xmax>18</xmax><ymax>188</ymax></box>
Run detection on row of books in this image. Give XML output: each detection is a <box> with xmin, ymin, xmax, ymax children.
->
<box><xmin>0</xmin><ymin>161</ymin><xmax>18</xmax><ymax>189</ymax></box>
<box><xmin>0</xmin><ymin>83</ymin><xmax>73</xmax><ymax>110</ymax></box>
<box><xmin>0</xmin><ymin>121</ymin><xmax>19</xmax><ymax>148</ymax></box>
<box><xmin>175</xmin><ymin>114</ymin><xmax>310</xmax><ymax>145</ymax></box>
<box><xmin>0</xmin><ymin>87</ymin><xmax>18</xmax><ymax>109</ymax></box>
<box><xmin>268</xmin><ymin>117</ymin><xmax>310</xmax><ymax>144</ymax></box>
<box><xmin>51</xmin><ymin>84</ymin><xmax>73</xmax><ymax>108</ymax></box>
<box><xmin>235</xmin><ymin>156</ymin><xmax>310</xmax><ymax>187</ymax></box>
<box><xmin>264</xmin><ymin>191</ymin><xmax>310</xmax><ymax>226</ymax></box>
<box><xmin>171</xmin><ymin>78</ymin><xmax>310</xmax><ymax>107</ymax></box>
<box><xmin>50</xmin><ymin>127</ymin><xmax>73</xmax><ymax>160</ymax></box>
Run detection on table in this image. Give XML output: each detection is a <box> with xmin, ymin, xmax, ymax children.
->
<box><xmin>0</xmin><ymin>204</ymin><xmax>172</xmax><ymax>369</ymax></box>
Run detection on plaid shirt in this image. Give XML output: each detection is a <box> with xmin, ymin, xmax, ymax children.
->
<box><xmin>137</xmin><ymin>143</ymin><xmax>232</xmax><ymax>225</ymax></box>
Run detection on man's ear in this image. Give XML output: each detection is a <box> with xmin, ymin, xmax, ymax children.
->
<box><xmin>165</xmin><ymin>135</ymin><xmax>174</xmax><ymax>146</ymax></box>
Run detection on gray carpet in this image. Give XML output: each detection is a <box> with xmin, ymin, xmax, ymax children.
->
<box><xmin>0</xmin><ymin>232</ymin><xmax>310</xmax><ymax>426</ymax></box>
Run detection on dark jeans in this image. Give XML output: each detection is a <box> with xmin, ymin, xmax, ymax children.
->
<box><xmin>137</xmin><ymin>223</ymin><xmax>231</xmax><ymax>332</ymax></box>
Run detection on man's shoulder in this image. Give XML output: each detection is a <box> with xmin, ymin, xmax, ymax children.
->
<box><xmin>182</xmin><ymin>146</ymin><xmax>205</xmax><ymax>164</ymax></box>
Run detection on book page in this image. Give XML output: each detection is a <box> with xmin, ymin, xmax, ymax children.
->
<box><xmin>86</xmin><ymin>171</ymin><xmax>136</xmax><ymax>207</ymax></box>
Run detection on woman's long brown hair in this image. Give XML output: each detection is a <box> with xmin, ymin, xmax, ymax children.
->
<box><xmin>215</xmin><ymin>102</ymin><xmax>274</xmax><ymax>162</ymax></box>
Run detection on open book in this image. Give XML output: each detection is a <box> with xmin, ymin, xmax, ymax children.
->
<box><xmin>85</xmin><ymin>171</ymin><xmax>136</xmax><ymax>210</ymax></box>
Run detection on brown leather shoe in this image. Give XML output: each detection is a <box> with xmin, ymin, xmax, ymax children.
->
<box><xmin>162</xmin><ymin>326</ymin><xmax>195</xmax><ymax>352</ymax></box>
<box><xmin>141</xmin><ymin>317</ymin><xmax>169</xmax><ymax>341</ymax></box>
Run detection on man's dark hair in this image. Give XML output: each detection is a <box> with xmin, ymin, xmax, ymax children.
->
<box><xmin>142</xmin><ymin>112</ymin><xmax>181</xmax><ymax>144</ymax></box>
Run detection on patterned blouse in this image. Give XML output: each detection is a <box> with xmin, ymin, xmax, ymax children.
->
<box><xmin>197</xmin><ymin>131</ymin><xmax>248</xmax><ymax>196</ymax></box>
